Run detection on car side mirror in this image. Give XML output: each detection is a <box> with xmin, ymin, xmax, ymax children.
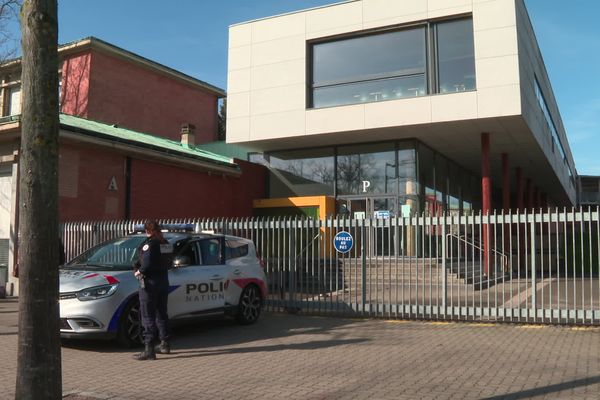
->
<box><xmin>173</xmin><ymin>255</ymin><xmax>191</xmax><ymax>268</ymax></box>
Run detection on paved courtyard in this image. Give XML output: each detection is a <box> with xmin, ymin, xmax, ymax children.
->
<box><xmin>0</xmin><ymin>298</ymin><xmax>599</xmax><ymax>400</ymax></box>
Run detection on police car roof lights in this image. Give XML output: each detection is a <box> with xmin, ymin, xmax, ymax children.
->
<box><xmin>131</xmin><ymin>223</ymin><xmax>197</xmax><ymax>234</ymax></box>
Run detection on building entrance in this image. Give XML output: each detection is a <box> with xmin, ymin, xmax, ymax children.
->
<box><xmin>337</xmin><ymin>196</ymin><xmax>398</xmax><ymax>256</ymax></box>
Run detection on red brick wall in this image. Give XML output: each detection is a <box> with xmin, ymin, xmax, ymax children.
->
<box><xmin>60</xmin><ymin>53</ymin><xmax>92</xmax><ymax>117</ymax></box>
<box><xmin>86</xmin><ymin>51</ymin><xmax>219</xmax><ymax>142</ymax></box>
<box><xmin>129</xmin><ymin>159</ymin><xmax>266</xmax><ymax>219</ymax></box>
<box><xmin>58</xmin><ymin>143</ymin><xmax>126</xmax><ymax>221</ymax></box>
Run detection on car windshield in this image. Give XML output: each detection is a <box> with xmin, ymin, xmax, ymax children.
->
<box><xmin>64</xmin><ymin>236</ymin><xmax>148</xmax><ymax>271</ymax></box>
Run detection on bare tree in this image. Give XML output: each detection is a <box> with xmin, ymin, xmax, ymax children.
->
<box><xmin>0</xmin><ymin>0</ymin><xmax>21</xmax><ymax>62</ymax></box>
<box><xmin>15</xmin><ymin>0</ymin><xmax>61</xmax><ymax>399</ymax></box>
<box><xmin>217</xmin><ymin>98</ymin><xmax>226</xmax><ymax>141</ymax></box>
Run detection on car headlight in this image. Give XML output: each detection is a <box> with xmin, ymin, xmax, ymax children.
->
<box><xmin>76</xmin><ymin>283</ymin><xmax>119</xmax><ymax>301</ymax></box>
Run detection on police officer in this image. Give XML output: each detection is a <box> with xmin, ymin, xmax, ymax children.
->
<box><xmin>133</xmin><ymin>220</ymin><xmax>172</xmax><ymax>361</ymax></box>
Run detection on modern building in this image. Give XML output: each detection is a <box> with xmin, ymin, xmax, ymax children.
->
<box><xmin>0</xmin><ymin>37</ymin><xmax>266</xmax><ymax>296</ymax></box>
<box><xmin>226</xmin><ymin>0</ymin><xmax>577</xmax><ymax>220</ymax></box>
<box><xmin>579</xmin><ymin>175</ymin><xmax>600</xmax><ymax>206</ymax></box>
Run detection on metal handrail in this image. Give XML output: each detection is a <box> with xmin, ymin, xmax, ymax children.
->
<box><xmin>295</xmin><ymin>232</ymin><xmax>321</xmax><ymax>261</ymax></box>
<box><xmin>446</xmin><ymin>232</ymin><xmax>509</xmax><ymax>274</ymax></box>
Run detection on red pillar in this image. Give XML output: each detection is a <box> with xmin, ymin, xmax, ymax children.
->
<box><xmin>526</xmin><ymin>179</ymin><xmax>534</xmax><ymax>210</ymax></box>
<box><xmin>541</xmin><ymin>193</ymin><xmax>548</xmax><ymax>208</ymax></box>
<box><xmin>535</xmin><ymin>188</ymin><xmax>542</xmax><ymax>209</ymax></box>
<box><xmin>502</xmin><ymin>153</ymin><xmax>510</xmax><ymax>212</ymax></box>
<box><xmin>516</xmin><ymin>169</ymin><xmax>526</xmax><ymax>274</ymax></box>
<box><xmin>481</xmin><ymin>133</ymin><xmax>491</xmax><ymax>276</ymax></box>
<box><xmin>516</xmin><ymin>167</ymin><xmax>525</xmax><ymax>212</ymax></box>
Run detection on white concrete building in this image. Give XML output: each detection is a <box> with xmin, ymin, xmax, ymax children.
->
<box><xmin>226</xmin><ymin>0</ymin><xmax>576</xmax><ymax>219</ymax></box>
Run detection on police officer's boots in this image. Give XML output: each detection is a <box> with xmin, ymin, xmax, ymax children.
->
<box><xmin>155</xmin><ymin>340</ymin><xmax>170</xmax><ymax>354</ymax></box>
<box><xmin>132</xmin><ymin>343</ymin><xmax>156</xmax><ymax>361</ymax></box>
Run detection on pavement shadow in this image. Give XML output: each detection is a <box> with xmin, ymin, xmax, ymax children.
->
<box><xmin>60</xmin><ymin>311</ymin><xmax>369</xmax><ymax>354</ymax></box>
<box><xmin>481</xmin><ymin>375</ymin><xmax>600</xmax><ymax>400</ymax></box>
<box><xmin>161</xmin><ymin>337</ymin><xmax>370</xmax><ymax>360</ymax></box>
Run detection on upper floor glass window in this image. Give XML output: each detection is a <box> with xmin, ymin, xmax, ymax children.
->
<box><xmin>311</xmin><ymin>27</ymin><xmax>426</xmax><ymax>108</ymax></box>
<box><xmin>309</xmin><ymin>17</ymin><xmax>476</xmax><ymax>109</ymax></box>
<box><xmin>436</xmin><ymin>19</ymin><xmax>476</xmax><ymax>94</ymax></box>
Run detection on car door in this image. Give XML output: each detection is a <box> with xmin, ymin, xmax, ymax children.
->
<box><xmin>168</xmin><ymin>239</ymin><xmax>225</xmax><ymax>318</ymax></box>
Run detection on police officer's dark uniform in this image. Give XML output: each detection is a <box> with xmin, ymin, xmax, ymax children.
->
<box><xmin>133</xmin><ymin>231</ymin><xmax>172</xmax><ymax>361</ymax></box>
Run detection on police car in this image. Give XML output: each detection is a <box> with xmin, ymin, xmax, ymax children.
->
<box><xmin>59</xmin><ymin>225</ymin><xmax>267</xmax><ymax>347</ymax></box>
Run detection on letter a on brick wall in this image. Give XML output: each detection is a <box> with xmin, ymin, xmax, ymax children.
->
<box><xmin>108</xmin><ymin>176</ymin><xmax>118</xmax><ymax>191</ymax></box>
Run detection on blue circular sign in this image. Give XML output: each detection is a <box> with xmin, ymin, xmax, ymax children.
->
<box><xmin>333</xmin><ymin>231</ymin><xmax>354</xmax><ymax>254</ymax></box>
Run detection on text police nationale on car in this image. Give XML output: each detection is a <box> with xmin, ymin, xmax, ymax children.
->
<box><xmin>58</xmin><ymin>224</ymin><xmax>267</xmax><ymax>346</ymax></box>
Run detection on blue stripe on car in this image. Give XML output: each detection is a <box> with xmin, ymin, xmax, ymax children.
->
<box><xmin>107</xmin><ymin>293</ymin><xmax>137</xmax><ymax>333</ymax></box>
<box><xmin>107</xmin><ymin>286</ymin><xmax>180</xmax><ymax>332</ymax></box>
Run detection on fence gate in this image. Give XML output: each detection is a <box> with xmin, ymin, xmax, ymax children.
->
<box><xmin>61</xmin><ymin>208</ymin><xmax>600</xmax><ymax>326</ymax></box>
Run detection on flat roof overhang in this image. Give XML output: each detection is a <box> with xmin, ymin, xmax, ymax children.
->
<box><xmin>238</xmin><ymin>115</ymin><xmax>574</xmax><ymax>205</ymax></box>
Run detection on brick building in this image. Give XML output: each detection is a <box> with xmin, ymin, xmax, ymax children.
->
<box><xmin>0</xmin><ymin>37</ymin><xmax>266</xmax><ymax>295</ymax></box>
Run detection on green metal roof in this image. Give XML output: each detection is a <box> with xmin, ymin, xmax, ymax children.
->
<box><xmin>196</xmin><ymin>141</ymin><xmax>253</xmax><ymax>160</ymax></box>
<box><xmin>59</xmin><ymin>114</ymin><xmax>237</xmax><ymax>169</ymax></box>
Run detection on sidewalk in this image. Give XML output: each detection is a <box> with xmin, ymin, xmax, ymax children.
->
<box><xmin>1</xmin><ymin>298</ymin><xmax>598</xmax><ymax>400</ymax></box>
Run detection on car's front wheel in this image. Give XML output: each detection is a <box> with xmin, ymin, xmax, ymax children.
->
<box><xmin>236</xmin><ymin>284</ymin><xmax>262</xmax><ymax>325</ymax></box>
<box><xmin>117</xmin><ymin>298</ymin><xmax>143</xmax><ymax>347</ymax></box>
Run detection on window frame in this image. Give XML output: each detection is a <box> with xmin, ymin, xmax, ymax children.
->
<box><xmin>307</xmin><ymin>16</ymin><xmax>476</xmax><ymax>109</ymax></box>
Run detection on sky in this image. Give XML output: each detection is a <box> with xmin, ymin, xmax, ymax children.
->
<box><xmin>3</xmin><ymin>0</ymin><xmax>600</xmax><ymax>175</ymax></box>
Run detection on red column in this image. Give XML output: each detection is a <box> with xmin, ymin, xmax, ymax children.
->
<box><xmin>502</xmin><ymin>153</ymin><xmax>510</xmax><ymax>212</ymax></box>
<box><xmin>516</xmin><ymin>169</ymin><xmax>526</xmax><ymax>274</ymax></box>
<box><xmin>541</xmin><ymin>193</ymin><xmax>548</xmax><ymax>208</ymax></box>
<box><xmin>535</xmin><ymin>188</ymin><xmax>542</xmax><ymax>209</ymax></box>
<box><xmin>516</xmin><ymin>167</ymin><xmax>525</xmax><ymax>212</ymax></box>
<box><xmin>501</xmin><ymin>154</ymin><xmax>510</xmax><ymax>260</ymax></box>
<box><xmin>526</xmin><ymin>179</ymin><xmax>534</xmax><ymax>210</ymax></box>
<box><xmin>481</xmin><ymin>133</ymin><xmax>491</xmax><ymax>276</ymax></box>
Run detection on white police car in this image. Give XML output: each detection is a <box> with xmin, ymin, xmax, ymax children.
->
<box><xmin>59</xmin><ymin>225</ymin><xmax>267</xmax><ymax>346</ymax></box>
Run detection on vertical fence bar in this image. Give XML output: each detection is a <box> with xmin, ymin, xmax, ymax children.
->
<box><xmin>555</xmin><ymin>208</ymin><xmax>561</xmax><ymax>324</ymax></box>
<box><xmin>442</xmin><ymin>213</ymin><xmax>447</xmax><ymax>317</ymax></box>
<box><xmin>361</xmin><ymin>218</ymin><xmax>366</xmax><ymax>315</ymax></box>
<box><xmin>597</xmin><ymin>206</ymin><xmax>600</xmax><ymax>325</ymax></box>
<box><xmin>579</xmin><ymin>208</ymin><xmax>585</xmax><ymax>323</ymax></box>
<box><xmin>394</xmin><ymin>215</ymin><xmax>399</xmax><ymax>319</ymax></box>
<box><xmin>587</xmin><ymin>207</ymin><xmax>593</xmax><ymax>324</ymax></box>
<box><xmin>539</xmin><ymin>209</ymin><xmax>544</xmax><ymax>324</ymax></box>
<box><xmin>547</xmin><ymin>208</ymin><xmax>552</xmax><ymax>322</ymax></box>
<box><xmin>530</xmin><ymin>211</ymin><xmax>537</xmax><ymax>322</ymax></box>
<box><xmin>572</xmin><ymin>208</ymin><xmax>576</xmax><ymax>323</ymax></box>
<box><xmin>508</xmin><ymin>210</ymin><xmax>513</xmax><ymax>321</ymax></box>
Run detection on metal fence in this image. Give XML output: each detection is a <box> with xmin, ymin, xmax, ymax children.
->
<box><xmin>61</xmin><ymin>207</ymin><xmax>600</xmax><ymax>326</ymax></box>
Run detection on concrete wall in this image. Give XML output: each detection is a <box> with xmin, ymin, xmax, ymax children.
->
<box><xmin>227</xmin><ymin>0</ymin><xmax>522</xmax><ymax>145</ymax></box>
<box><xmin>515</xmin><ymin>0</ymin><xmax>577</xmax><ymax>204</ymax></box>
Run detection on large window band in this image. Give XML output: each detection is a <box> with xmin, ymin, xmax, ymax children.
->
<box><xmin>310</xmin><ymin>18</ymin><xmax>476</xmax><ymax>109</ymax></box>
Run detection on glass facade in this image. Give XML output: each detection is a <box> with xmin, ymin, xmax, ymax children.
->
<box><xmin>534</xmin><ymin>76</ymin><xmax>574</xmax><ymax>186</ymax></box>
<box><xmin>257</xmin><ymin>148</ymin><xmax>335</xmax><ymax>198</ymax></box>
<box><xmin>312</xmin><ymin>27</ymin><xmax>426</xmax><ymax>108</ymax></box>
<box><xmin>436</xmin><ymin>19</ymin><xmax>476</xmax><ymax>94</ymax></box>
<box><xmin>310</xmin><ymin>18</ymin><xmax>475</xmax><ymax>108</ymax></box>
<box><xmin>257</xmin><ymin>139</ymin><xmax>479</xmax><ymax>217</ymax></box>
<box><xmin>336</xmin><ymin>142</ymin><xmax>396</xmax><ymax>195</ymax></box>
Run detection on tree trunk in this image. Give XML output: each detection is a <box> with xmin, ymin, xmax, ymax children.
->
<box><xmin>16</xmin><ymin>1</ymin><xmax>61</xmax><ymax>399</ymax></box>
